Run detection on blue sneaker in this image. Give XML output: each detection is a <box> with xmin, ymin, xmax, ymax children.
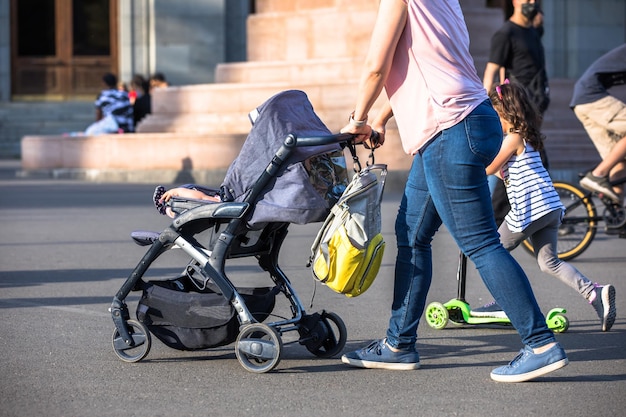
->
<box><xmin>490</xmin><ymin>343</ymin><xmax>568</xmax><ymax>383</ymax></box>
<box><xmin>341</xmin><ymin>339</ymin><xmax>420</xmax><ymax>370</ymax></box>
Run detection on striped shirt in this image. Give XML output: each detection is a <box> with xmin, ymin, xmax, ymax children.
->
<box><xmin>94</xmin><ymin>89</ymin><xmax>134</xmax><ymax>132</ymax></box>
<box><xmin>502</xmin><ymin>140</ymin><xmax>564</xmax><ymax>233</ymax></box>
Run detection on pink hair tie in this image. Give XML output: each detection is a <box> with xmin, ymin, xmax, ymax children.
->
<box><xmin>495</xmin><ymin>79</ymin><xmax>510</xmax><ymax>100</ymax></box>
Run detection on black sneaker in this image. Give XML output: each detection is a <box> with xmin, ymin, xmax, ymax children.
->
<box><xmin>579</xmin><ymin>172</ymin><xmax>621</xmax><ymax>204</ymax></box>
<box><xmin>590</xmin><ymin>284</ymin><xmax>617</xmax><ymax>331</ymax></box>
<box><xmin>471</xmin><ymin>301</ymin><xmax>508</xmax><ymax>319</ymax></box>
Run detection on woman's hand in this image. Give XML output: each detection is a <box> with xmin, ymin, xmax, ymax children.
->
<box><xmin>340</xmin><ymin>120</ymin><xmax>372</xmax><ymax>145</ymax></box>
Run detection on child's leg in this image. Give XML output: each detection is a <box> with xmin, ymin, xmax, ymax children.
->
<box><xmin>496</xmin><ymin>220</ymin><xmax>528</xmax><ymax>251</ymax></box>
<box><xmin>530</xmin><ymin>210</ymin><xmax>595</xmax><ymax>299</ymax></box>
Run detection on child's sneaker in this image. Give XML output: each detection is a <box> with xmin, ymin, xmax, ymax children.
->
<box><xmin>589</xmin><ymin>284</ymin><xmax>616</xmax><ymax>331</ymax></box>
<box><xmin>490</xmin><ymin>343</ymin><xmax>569</xmax><ymax>383</ymax></box>
<box><xmin>470</xmin><ymin>300</ymin><xmax>508</xmax><ymax>319</ymax></box>
<box><xmin>341</xmin><ymin>339</ymin><xmax>420</xmax><ymax>370</ymax></box>
<box><xmin>579</xmin><ymin>172</ymin><xmax>620</xmax><ymax>203</ymax></box>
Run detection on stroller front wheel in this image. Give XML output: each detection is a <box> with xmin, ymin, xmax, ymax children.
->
<box><xmin>235</xmin><ymin>323</ymin><xmax>282</xmax><ymax>373</ymax></box>
<box><xmin>111</xmin><ymin>319</ymin><xmax>151</xmax><ymax>363</ymax></box>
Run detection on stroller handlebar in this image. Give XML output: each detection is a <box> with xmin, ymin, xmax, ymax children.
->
<box><xmin>289</xmin><ymin>131</ymin><xmax>380</xmax><ymax>148</ymax></box>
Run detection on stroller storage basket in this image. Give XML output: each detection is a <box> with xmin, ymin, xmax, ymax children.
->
<box><xmin>136</xmin><ymin>277</ymin><xmax>277</xmax><ymax>351</ymax></box>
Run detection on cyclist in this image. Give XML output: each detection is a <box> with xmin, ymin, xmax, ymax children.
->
<box><xmin>571</xmin><ymin>44</ymin><xmax>626</xmax><ymax>208</ymax></box>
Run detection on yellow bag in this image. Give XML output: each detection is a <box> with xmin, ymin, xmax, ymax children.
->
<box><xmin>309</xmin><ymin>164</ymin><xmax>387</xmax><ymax>297</ymax></box>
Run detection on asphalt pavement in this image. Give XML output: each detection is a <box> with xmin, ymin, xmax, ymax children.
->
<box><xmin>1</xmin><ymin>165</ymin><xmax>625</xmax><ymax>417</ymax></box>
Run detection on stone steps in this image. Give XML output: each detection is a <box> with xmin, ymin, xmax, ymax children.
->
<box><xmin>0</xmin><ymin>101</ymin><xmax>93</xmax><ymax>157</ymax></box>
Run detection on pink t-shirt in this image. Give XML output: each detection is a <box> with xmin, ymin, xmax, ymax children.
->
<box><xmin>386</xmin><ymin>0</ymin><xmax>488</xmax><ymax>155</ymax></box>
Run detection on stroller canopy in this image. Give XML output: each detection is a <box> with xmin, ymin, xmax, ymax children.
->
<box><xmin>220</xmin><ymin>90</ymin><xmax>347</xmax><ymax>227</ymax></box>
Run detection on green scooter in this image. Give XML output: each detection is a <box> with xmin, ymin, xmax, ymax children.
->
<box><xmin>425</xmin><ymin>252</ymin><xmax>569</xmax><ymax>333</ymax></box>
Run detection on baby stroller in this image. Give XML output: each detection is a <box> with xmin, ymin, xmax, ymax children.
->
<box><xmin>110</xmin><ymin>90</ymin><xmax>362</xmax><ymax>373</ymax></box>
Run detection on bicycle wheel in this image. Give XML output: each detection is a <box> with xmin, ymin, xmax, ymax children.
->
<box><xmin>521</xmin><ymin>182</ymin><xmax>597</xmax><ymax>261</ymax></box>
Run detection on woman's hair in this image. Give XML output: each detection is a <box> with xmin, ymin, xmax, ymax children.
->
<box><xmin>489</xmin><ymin>81</ymin><xmax>545</xmax><ymax>152</ymax></box>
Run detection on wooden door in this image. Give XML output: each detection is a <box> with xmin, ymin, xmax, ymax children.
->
<box><xmin>10</xmin><ymin>0</ymin><xmax>118</xmax><ymax>100</ymax></box>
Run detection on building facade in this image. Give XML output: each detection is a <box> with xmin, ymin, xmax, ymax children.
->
<box><xmin>1</xmin><ymin>0</ymin><xmax>624</xmax><ymax>102</ymax></box>
<box><xmin>0</xmin><ymin>0</ymin><xmax>624</xmax><ymax>159</ymax></box>
<box><xmin>0</xmin><ymin>0</ymin><xmax>252</xmax><ymax>101</ymax></box>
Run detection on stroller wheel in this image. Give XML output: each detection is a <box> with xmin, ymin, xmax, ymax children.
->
<box><xmin>235</xmin><ymin>323</ymin><xmax>282</xmax><ymax>373</ymax></box>
<box><xmin>302</xmin><ymin>311</ymin><xmax>347</xmax><ymax>358</ymax></box>
<box><xmin>111</xmin><ymin>320</ymin><xmax>151</xmax><ymax>363</ymax></box>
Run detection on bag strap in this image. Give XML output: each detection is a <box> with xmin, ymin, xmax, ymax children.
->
<box><xmin>344</xmin><ymin>141</ymin><xmax>363</xmax><ymax>172</ymax></box>
<box><xmin>344</xmin><ymin>132</ymin><xmax>379</xmax><ymax>173</ymax></box>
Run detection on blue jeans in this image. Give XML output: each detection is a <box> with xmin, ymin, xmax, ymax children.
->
<box><xmin>386</xmin><ymin>100</ymin><xmax>555</xmax><ymax>350</ymax></box>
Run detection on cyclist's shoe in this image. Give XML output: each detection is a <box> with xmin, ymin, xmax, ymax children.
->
<box><xmin>590</xmin><ymin>284</ymin><xmax>616</xmax><ymax>332</ymax></box>
<box><xmin>470</xmin><ymin>301</ymin><xmax>508</xmax><ymax>319</ymax></box>
<box><xmin>579</xmin><ymin>172</ymin><xmax>621</xmax><ymax>204</ymax></box>
<box><xmin>490</xmin><ymin>343</ymin><xmax>568</xmax><ymax>383</ymax></box>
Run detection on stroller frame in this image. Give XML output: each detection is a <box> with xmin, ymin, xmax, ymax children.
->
<box><xmin>110</xmin><ymin>132</ymin><xmax>356</xmax><ymax>373</ymax></box>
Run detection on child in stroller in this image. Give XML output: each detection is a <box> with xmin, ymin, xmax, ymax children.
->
<box><xmin>110</xmin><ymin>90</ymin><xmax>363</xmax><ymax>373</ymax></box>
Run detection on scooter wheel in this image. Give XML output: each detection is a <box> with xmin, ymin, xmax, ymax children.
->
<box><xmin>425</xmin><ymin>302</ymin><xmax>449</xmax><ymax>330</ymax></box>
<box><xmin>548</xmin><ymin>314</ymin><xmax>569</xmax><ymax>333</ymax></box>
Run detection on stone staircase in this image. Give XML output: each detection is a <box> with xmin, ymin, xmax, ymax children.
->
<box><xmin>0</xmin><ymin>101</ymin><xmax>93</xmax><ymax>158</ymax></box>
<box><xmin>18</xmin><ymin>0</ymin><xmax>598</xmax><ymax>183</ymax></box>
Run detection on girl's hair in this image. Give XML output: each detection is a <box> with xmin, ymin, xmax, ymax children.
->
<box><xmin>489</xmin><ymin>81</ymin><xmax>545</xmax><ymax>152</ymax></box>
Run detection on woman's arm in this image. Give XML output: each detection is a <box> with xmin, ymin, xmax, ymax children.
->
<box><xmin>368</xmin><ymin>98</ymin><xmax>394</xmax><ymax>147</ymax></box>
<box><xmin>341</xmin><ymin>0</ymin><xmax>407</xmax><ymax>140</ymax></box>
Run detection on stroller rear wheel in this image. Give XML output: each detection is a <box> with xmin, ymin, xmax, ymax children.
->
<box><xmin>111</xmin><ymin>320</ymin><xmax>151</xmax><ymax>363</ymax></box>
<box><xmin>235</xmin><ymin>323</ymin><xmax>282</xmax><ymax>373</ymax></box>
<box><xmin>302</xmin><ymin>311</ymin><xmax>347</xmax><ymax>358</ymax></box>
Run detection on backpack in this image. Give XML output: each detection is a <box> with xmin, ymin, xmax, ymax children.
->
<box><xmin>308</xmin><ymin>162</ymin><xmax>387</xmax><ymax>297</ymax></box>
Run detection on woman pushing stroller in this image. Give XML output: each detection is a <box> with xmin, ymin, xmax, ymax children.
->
<box><xmin>337</xmin><ymin>0</ymin><xmax>568</xmax><ymax>383</ymax></box>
